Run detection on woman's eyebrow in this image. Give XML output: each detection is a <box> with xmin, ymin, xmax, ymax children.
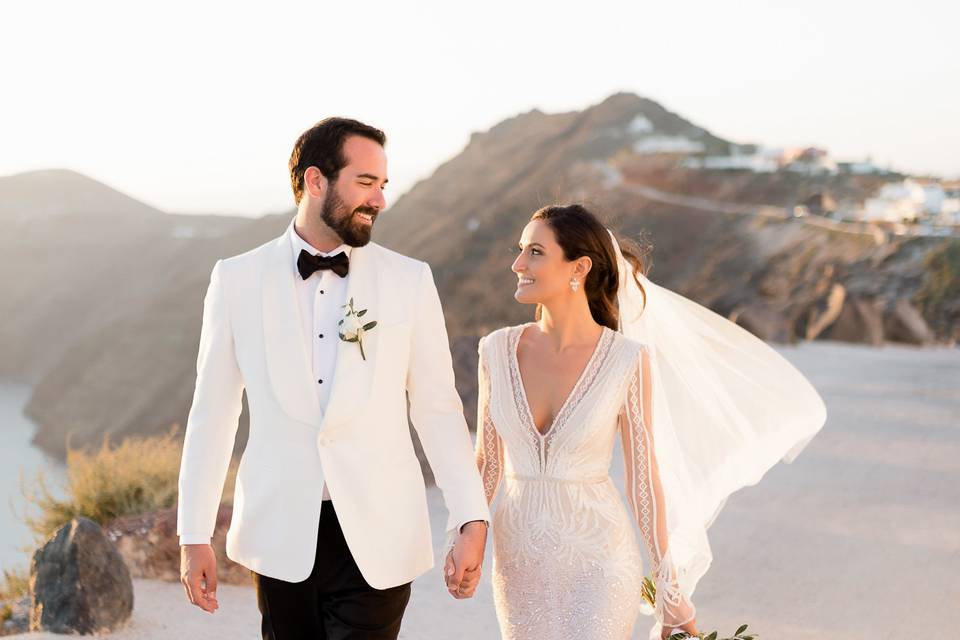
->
<box><xmin>518</xmin><ymin>241</ymin><xmax>545</xmax><ymax>248</ymax></box>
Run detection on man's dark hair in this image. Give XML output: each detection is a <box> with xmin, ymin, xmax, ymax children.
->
<box><xmin>288</xmin><ymin>117</ymin><xmax>386</xmax><ymax>205</ymax></box>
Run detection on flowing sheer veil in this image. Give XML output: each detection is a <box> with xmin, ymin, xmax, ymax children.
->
<box><xmin>606</xmin><ymin>228</ymin><xmax>827</xmax><ymax>602</ymax></box>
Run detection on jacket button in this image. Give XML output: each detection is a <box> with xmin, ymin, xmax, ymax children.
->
<box><xmin>317</xmin><ymin>379</ymin><xmax>323</xmax><ymax>384</ymax></box>
<box><xmin>319</xmin><ymin>333</ymin><xmax>324</xmax><ymax>338</ymax></box>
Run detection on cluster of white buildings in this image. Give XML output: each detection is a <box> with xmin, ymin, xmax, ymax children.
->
<box><xmin>620</xmin><ymin>115</ymin><xmax>888</xmax><ymax>177</ymax></box>
<box><xmin>669</xmin><ymin>142</ymin><xmax>958</xmax><ymax>226</ymax></box>
<box><xmin>614</xmin><ymin>116</ymin><xmax>958</xmax><ymax>228</ymax></box>
<box><xmin>797</xmin><ymin>179</ymin><xmax>960</xmax><ymax>226</ymax></box>
<box><xmin>681</xmin><ymin>145</ymin><xmax>887</xmax><ymax>176</ymax></box>
<box><xmin>855</xmin><ymin>179</ymin><xmax>960</xmax><ymax>225</ymax></box>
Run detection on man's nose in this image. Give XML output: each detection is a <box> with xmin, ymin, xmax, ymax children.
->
<box><xmin>369</xmin><ymin>188</ymin><xmax>386</xmax><ymax>210</ymax></box>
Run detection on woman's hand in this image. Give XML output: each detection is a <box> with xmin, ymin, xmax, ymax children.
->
<box><xmin>662</xmin><ymin>620</ymin><xmax>699</xmax><ymax>639</ymax></box>
<box><xmin>444</xmin><ymin>521</ymin><xmax>487</xmax><ymax>599</ymax></box>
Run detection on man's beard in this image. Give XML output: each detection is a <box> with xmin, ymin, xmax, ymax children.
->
<box><xmin>320</xmin><ymin>185</ymin><xmax>376</xmax><ymax>247</ymax></box>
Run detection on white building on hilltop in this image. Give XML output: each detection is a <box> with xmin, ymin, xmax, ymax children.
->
<box><xmin>633</xmin><ymin>135</ymin><xmax>705</xmax><ymax>154</ymax></box>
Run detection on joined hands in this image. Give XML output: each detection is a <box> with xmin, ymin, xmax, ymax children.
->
<box><xmin>443</xmin><ymin>520</ymin><xmax>487</xmax><ymax>599</ymax></box>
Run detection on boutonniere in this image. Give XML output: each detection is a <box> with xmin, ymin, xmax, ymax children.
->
<box><xmin>338</xmin><ymin>297</ymin><xmax>378</xmax><ymax>360</ymax></box>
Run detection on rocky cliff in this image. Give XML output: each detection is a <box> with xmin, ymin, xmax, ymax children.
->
<box><xmin>2</xmin><ymin>94</ymin><xmax>955</xmax><ymax>466</ymax></box>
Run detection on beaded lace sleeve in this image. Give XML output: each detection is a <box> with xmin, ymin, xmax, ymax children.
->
<box><xmin>474</xmin><ymin>335</ymin><xmax>504</xmax><ymax>505</ymax></box>
<box><xmin>619</xmin><ymin>344</ymin><xmax>697</xmax><ymax>632</ymax></box>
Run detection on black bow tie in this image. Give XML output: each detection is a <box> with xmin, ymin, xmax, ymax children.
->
<box><xmin>297</xmin><ymin>249</ymin><xmax>350</xmax><ymax>280</ymax></box>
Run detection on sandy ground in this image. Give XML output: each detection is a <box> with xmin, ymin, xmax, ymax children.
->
<box><xmin>8</xmin><ymin>340</ymin><xmax>959</xmax><ymax>639</ymax></box>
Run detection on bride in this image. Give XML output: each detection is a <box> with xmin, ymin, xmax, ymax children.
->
<box><xmin>454</xmin><ymin>204</ymin><xmax>826</xmax><ymax>639</ymax></box>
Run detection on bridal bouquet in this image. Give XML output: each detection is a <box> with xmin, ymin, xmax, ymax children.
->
<box><xmin>642</xmin><ymin>575</ymin><xmax>759</xmax><ymax>640</ymax></box>
<box><xmin>665</xmin><ymin>627</ymin><xmax>756</xmax><ymax>640</ymax></box>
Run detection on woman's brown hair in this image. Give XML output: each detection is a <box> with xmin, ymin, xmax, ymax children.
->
<box><xmin>530</xmin><ymin>204</ymin><xmax>649</xmax><ymax>331</ymax></box>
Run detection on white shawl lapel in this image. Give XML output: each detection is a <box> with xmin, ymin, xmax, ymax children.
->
<box><xmin>261</xmin><ymin>223</ymin><xmax>382</xmax><ymax>431</ymax></box>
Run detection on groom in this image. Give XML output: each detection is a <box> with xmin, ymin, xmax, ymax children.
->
<box><xmin>177</xmin><ymin>117</ymin><xmax>491</xmax><ymax>638</ymax></box>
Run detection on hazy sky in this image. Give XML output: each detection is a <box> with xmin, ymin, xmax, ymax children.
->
<box><xmin>2</xmin><ymin>0</ymin><xmax>957</xmax><ymax>216</ymax></box>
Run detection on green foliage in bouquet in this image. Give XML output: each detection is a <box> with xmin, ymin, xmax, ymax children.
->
<box><xmin>666</xmin><ymin>626</ymin><xmax>757</xmax><ymax>640</ymax></box>
<box><xmin>642</xmin><ymin>574</ymin><xmax>758</xmax><ymax>640</ymax></box>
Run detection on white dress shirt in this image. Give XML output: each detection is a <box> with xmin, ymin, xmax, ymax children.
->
<box><xmin>290</xmin><ymin>225</ymin><xmax>354</xmax><ymax>501</ymax></box>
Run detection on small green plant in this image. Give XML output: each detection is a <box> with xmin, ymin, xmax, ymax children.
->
<box><xmin>643</xmin><ymin>573</ymin><xmax>758</xmax><ymax>640</ymax></box>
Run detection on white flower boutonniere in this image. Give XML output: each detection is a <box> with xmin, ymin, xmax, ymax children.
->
<box><xmin>338</xmin><ymin>297</ymin><xmax>377</xmax><ymax>360</ymax></box>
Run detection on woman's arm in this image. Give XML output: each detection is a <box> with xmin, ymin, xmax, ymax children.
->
<box><xmin>475</xmin><ymin>334</ymin><xmax>504</xmax><ymax>505</ymax></box>
<box><xmin>619</xmin><ymin>344</ymin><xmax>698</xmax><ymax>638</ymax></box>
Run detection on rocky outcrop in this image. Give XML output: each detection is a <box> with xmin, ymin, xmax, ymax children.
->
<box><xmin>729</xmin><ymin>304</ymin><xmax>793</xmax><ymax>342</ymax></box>
<box><xmin>820</xmin><ymin>295</ymin><xmax>886</xmax><ymax>346</ymax></box>
<box><xmin>885</xmin><ymin>298</ymin><xmax>936</xmax><ymax>345</ymax></box>
<box><xmin>29</xmin><ymin>517</ymin><xmax>133</xmax><ymax>633</ymax></box>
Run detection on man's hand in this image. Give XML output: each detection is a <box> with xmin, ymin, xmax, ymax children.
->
<box><xmin>180</xmin><ymin>544</ymin><xmax>219</xmax><ymax>613</ymax></box>
<box><xmin>443</xmin><ymin>521</ymin><xmax>487</xmax><ymax>599</ymax></box>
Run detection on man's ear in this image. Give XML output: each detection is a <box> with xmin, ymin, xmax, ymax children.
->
<box><xmin>304</xmin><ymin>166</ymin><xmax>328</xmax><ymax>199</ymax></box>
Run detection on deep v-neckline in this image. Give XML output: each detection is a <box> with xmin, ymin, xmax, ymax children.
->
<box><xmin>510</xmin><ymin>322</ymin><xmax>610</xmax><ymax>439</ymax></box>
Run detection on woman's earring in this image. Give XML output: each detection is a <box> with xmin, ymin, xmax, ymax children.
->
<box><xmin>570</xmin><ymin>277</ymin><xmax>580</xmax><ymax>292</ymax></box>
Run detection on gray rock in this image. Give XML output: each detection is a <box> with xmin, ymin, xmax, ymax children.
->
<box><xmin>730</xmin><ymin>304</ymin><xmax>791</xmax><ymax>342</ymax></box>
<box><xmin>29</xmin><ymin>517</ymin><xmax>133</xmax><ymax>634</ymax></box>
<box><xmin>822</xmin><ymin>295</ymin><xmax>886</xmax><ymax>345</ymax></box>
<box><xmin>885</xmin><ymin>298</ymin><xmax>936</xmax><ymax>345</ymax></box>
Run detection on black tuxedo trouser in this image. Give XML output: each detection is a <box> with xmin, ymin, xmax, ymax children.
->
<box><xmin>251</xmin><ymin>500</ymin><xmax>412</xmax><ymax>639</ymax></box>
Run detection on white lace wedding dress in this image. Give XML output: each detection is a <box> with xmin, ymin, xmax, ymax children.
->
<box><xmin>475</xmin><ymin>322</ymin><xmax>697</xmax><ymax>640</ymax></box>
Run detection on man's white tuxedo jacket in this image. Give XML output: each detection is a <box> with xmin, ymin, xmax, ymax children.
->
<box><xmin>176</xmin><ymin>220</ymin><xmax>490</xmax><ymax>588</ymax></box>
